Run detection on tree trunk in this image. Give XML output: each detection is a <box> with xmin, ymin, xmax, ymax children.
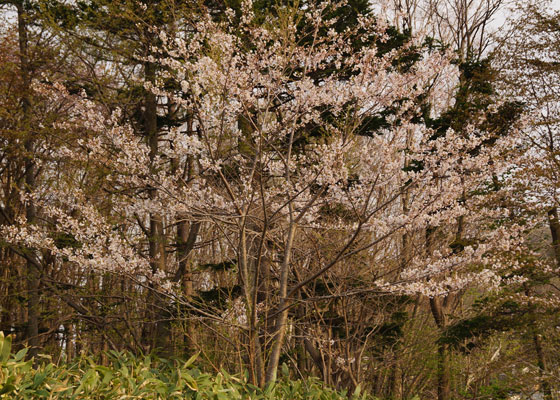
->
<box><xmin>389</xmin><ymin>359</ymin><xmax>401</xmax><ymax>400</ymax></box>
<box><xmin>533</xmin><ymin>332</ymin><xmax>552</xmax><ymax>400</ymax></box>
<box><xmin>265</xmin><ymin>223</ymin><xmax>296</xmax><ymax>385</ymax></box>
<box><xmin>430</xmin><ymin>297</ymin><xmax>450</xmax><ymax>400</ymax></box>
<box><xmin>237</xmin><ymin>226</ymin><xmax>265</xmax><ymax>386</ymax></box>
<box><xmin>295</xmin><ymin>300</ymin><xmax>307</xmax><ymax>375</ymax></box>
<box><xmin>177</xmin><ymin>220</ymin><xmax>199</xmax><ymax>351</ymax></box>
<box><xmin>548</xmin><ymin>208</ymin><xmax>560</xmax><ymax>269</ymax></box>
<box><xmin>16</xmin><ymin>0</ymin><xmax>40</xmax><ymax>360</ymax></box>
<box><xmin>64</xmin><ymin>323</ymin><xmax>74</xmax><ymax>361</ymax></box>
<box><xmin>143</xmin><ymin>61</ymin><xmax>168</xmax><ymax>353</ymax></box>
<box><xmin>524</xmin><ymin>284</ymin><xmax>552</xmax><ymax>400</ymax></box>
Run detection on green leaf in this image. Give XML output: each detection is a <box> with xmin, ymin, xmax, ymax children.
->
<box><xmin>183</xmin><ymin>352</ymin><xmax>199</xmax><ymax>369</ymax></box>
<box><xmin>281</xmin><ymin>362</ymin><xmax>289</xmax><ymax>377</ymax></box>
<box><xmin>14</xmin><ymin>348</ymin><xmax>28</xmax><ymax>362</ymax></box>
<box><xmin>352</xmin><ymin>384</ymin><xmax>361</xmax><ymax>398</ymax></box>
<box><xmin>0</xmin><ymin>376</ymin><xmax>16</xmax><ymax>395</ymax></box>
<box><xmin>0</xmin><ymin>331</ymin><xmax>12</xmax><ymax>362</ymax></box>
<box><xmin>33</xmin><ymin>371</ymin><xmax>47</xmax><ymax>388</ymax></box>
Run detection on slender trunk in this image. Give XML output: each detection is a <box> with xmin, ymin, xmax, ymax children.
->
<box><xmin>304</xmin><ymin>337</ymin><xmax>324</xmax><ymax>376</ymax></box>
<box><xmin>65</xmin><ymin>323</ymin><xmax>74</xmax><ymax>361</ymax></box>
<box><xmin>430</xmin><ymin>297</ymin><xmax>450</xmax><ymax>400</ymax></box>
<box><xmin>427</xmin><ymin>223</ymin><xmax>450</xmax><ymax>400</ymax></box>
<box><xmin>254</xmin><ymin>333</ymin><xmax>265</xmax><ymax>387</ymax></box>
<box><xmin>425</xmin><ymin>202</ymin><xmax>460</xmax><ymax>400</ymax></box>
<box><xmin>146</xmin><ymin>61</ymin><xmax>164</xmax><ymax>277</ymax></box>
<box><xmin>548</xmin><ymin>208</ymin><xmax>560</xmax><ymax>269</ymax></box>
<box><xmin>539</xmin><ymin>208</ymin><xmax>560</xmax><ymax>399</ymax></box>
<box><xmin>26</xmin><ymin>238</ymin><xmax>40</xmax><ymax>359</ymax></box>
<box><xmin>101</xmin><ymin>338</ymin><xmax>109</xmax><ymax>366</ymax></box>
<box><xmin>169</xmin><ymin>108</ymin><xmax>199</xmax><ymax>353</ymax></box>
<box><xmin>143</xmin><ymin>61</ymin><xmax>168</xmax><ymax>352</ymax></box>
<box><xmin>295</xmin><ymin>300</ymin><xmax>307</xmax><ymax>375</ymax></box>
<box><xmin>177</xmin><ymin>220</ymin><xmax>199</xmax><ymax>351</ymax></box>
<box><xmin>16</xmin><ymin>1</ymin><xmax>40</xmax><ymax>359</ymax></box>
<box><xmin>387</xmin><ymin>229</ymin><xmax>409</xmax><ymax>400</ymax></box>
<box><xmin>265</xmin><ymin>223</ymin><xmax>296</xmax><ymax>385</ymax></box>
<box><xmin>239</xmin><ymin>227</ymin><xmax>264</xmax><ymax>386</ymax></box>
<box><xmin>524</xmin><ymin>284</ymin><xmax>552</xmax><ymax>400</ymax></box>
<box><xmin>389</xmin><ymin>357</ymin><xmax>401</xmax><ymax>400</ymax></box>
<box><xmin>388</xmin><ymin>163</ymin><xmax>410</xmax><ymax>400</ymax></box>
<box><xmin>533</xmin><ymin>332</ymin><xmax>552</xmax><ymax>400</ymax></box>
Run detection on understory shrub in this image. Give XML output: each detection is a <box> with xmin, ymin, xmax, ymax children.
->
<box><xmin>0</xmin><ymin>333</ymin><xmax>372</xmax><ymax>399</ymax></box>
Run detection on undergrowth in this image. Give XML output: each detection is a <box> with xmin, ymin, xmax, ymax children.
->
<box><xmin>0</xmin><ymin>332</ymin><xmax>373</xmax><ymax>399</ymax></box>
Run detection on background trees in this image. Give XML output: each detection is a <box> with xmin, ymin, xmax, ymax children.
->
<box><xmin>492</xmin><ymin>2</ymin><xmax>560</xmax><ymax>397</ymax></box>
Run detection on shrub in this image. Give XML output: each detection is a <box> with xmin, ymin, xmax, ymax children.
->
<box><xmin>0</xmin><ymin>332</ymin><xmax>371</xmax><ymax>399</ymax></box>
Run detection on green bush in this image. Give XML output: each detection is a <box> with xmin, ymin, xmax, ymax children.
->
<box><xmin>0</xmin><ymin>332</ymin><xmax>372</xmax><ymax>399</ymax></box>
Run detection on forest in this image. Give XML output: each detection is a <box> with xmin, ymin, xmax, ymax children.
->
<box><xmin>0</xmin><ymin>0</ymin><xmax>559</xmax><ymax>398</ymax></box>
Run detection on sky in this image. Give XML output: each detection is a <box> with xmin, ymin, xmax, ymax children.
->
<box><xmin>488</xmin><ymin>0</ymin><xmax>560</xmax><ymax>35</ymax></box>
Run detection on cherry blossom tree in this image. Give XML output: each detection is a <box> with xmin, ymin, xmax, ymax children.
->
<box><xmin>0</xmin><ymin>0</ymin><xmax>525</xmax><ymax>387</ymax></box>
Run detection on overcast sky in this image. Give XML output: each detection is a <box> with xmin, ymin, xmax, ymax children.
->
<box><xmin>489</xmin><ymin>0</ymin><xmax>560</xmax><ymax>32</ymax></box>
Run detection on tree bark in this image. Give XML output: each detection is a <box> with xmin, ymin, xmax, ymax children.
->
<box><xmin>548</xmin><ymin>208</ymin><xmax>560</xmax><ymax>269</ymax></box>
<box><xmin>177</xmin><ymin>220</ymin><xmax>199</xmax><ymax>351</ymax></box>
<box><xmin>16</xmin><ymin>0</ymin><xmax>40</xmax><ymax>360</ymax></box>
<box><xmin>430</xmin><ymin>297</ymin><xmax>450</xmax><ymax>400</ymax></box>
<box><xmin>143</xmin><ymin>61</ymin><xmax>169</xmax><ymax>353</ymax></box>
<box><xmin>265</xmin><ymin>222</ymin><xmax>296</xmax><ymax>385</ymax></box>
<box><xmin>533</xmin><ymin>332</ymin><xmax>552</xmax><ymax>400</ymax></box>
<box><xmin>524</xmin><ymin>284</ymin><xmax>552</xmax><ymax>400</ymax></box>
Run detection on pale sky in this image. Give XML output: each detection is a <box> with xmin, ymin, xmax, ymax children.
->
<box><xmin>490</xmin><ymin>0</ymin><xmax>560</xmax><ymax>33</ymax></box>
